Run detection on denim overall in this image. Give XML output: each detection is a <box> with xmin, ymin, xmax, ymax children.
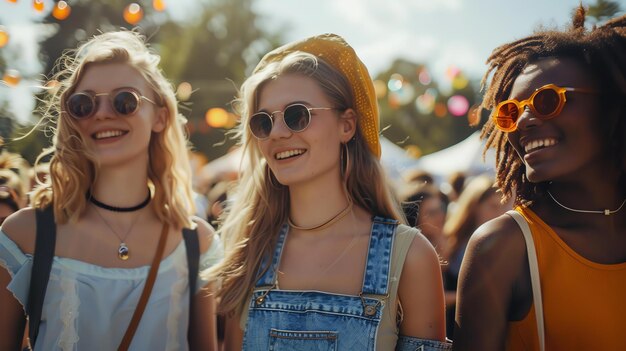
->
<box><xmin>242</xmin><ymin>216</ymin><xmax>397</xmax><ymax>351</ymax></box>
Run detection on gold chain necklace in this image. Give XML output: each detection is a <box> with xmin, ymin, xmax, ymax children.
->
<box><xmin>92</xmin><ymin>205</ymin><xmax>143</xmax><ymax>260</ymax></box>
<box><xmin>288</xmin><ymin>198</ymin><xmax>353</xmax><ymax>231</ymax></box>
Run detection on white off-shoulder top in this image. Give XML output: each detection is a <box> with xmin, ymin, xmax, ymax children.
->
<box><xmin>0</xmin><ymin>229</ymin><xmax>223</xmax><ymax>351</ymax></box>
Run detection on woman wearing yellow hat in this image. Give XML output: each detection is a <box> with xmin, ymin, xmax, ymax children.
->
<box><xmin>209</xmin><ymin>34</ymin><xmax>450</xmax><ymax>351</ymax></box>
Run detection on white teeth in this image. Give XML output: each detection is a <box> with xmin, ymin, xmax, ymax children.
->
<box><xmin>275</xmin><ymin>149</ymin><xmax>305</xmax><ymax>160</ymax></box>
<box><xmin>524</xmin><ymin>138</ymin><xmax>557</xmax><ymax>153</ymax></box>
<box><xmin>94</xmin><ymin>130</ymin><xmax>125</xmax><ymax>140</ymax></box>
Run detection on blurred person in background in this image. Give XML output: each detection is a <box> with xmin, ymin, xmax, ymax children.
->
<box><xmin>401</xmin><ymin>181</ymin><xmax>449</xmax><ymax>255</ymax></box>
<box><xmin>0</xmin><ymin>150</ymin><xmax>31</xmax><ymax>203</ymax></box>
<box><xmin>441</xmin><ymin>174</ymin><xmax>511</xmax><ymax>339</ymax></box>
<box><xmin>455</xmin><ymin>8</ymin><xmax>626</xmax><ymax>350</ymax></box>
<box><xmin>0</xmin><ymin>169</ymin><xmax>26</xmax><ymax>224</ymax></box>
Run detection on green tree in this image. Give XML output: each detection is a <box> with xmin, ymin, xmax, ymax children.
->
<box><xmin>376</xmin><ymin>59</ymin><xmax>480</xmax><ymax>157</ymax></box>
<box><xmin>9</xmin><ymin>0</ymin><xmax>281</xmax><ymax>162</ymax></box>
<box><xmin>155</xmin><ymin>0</ymin><xmax>282</xmax><ymax>160</ymax></box>
<box><xmin>586</xmin><ymin>0</ymin><xmax>622</xmax><ymax>24</ymax></box>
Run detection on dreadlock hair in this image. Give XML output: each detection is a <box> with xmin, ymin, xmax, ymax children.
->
<box><xmin>479</xmin><ymin>6</ymin><xmax>626</xmax><ymax>205</ymax></box>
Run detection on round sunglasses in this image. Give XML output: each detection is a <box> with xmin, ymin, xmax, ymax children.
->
<box><xmin>248</xmin><ymin>103</ymin><xmax>336</xmax><ymax>139</ymax></box>
<box><xmin>492</xmin><ymin>83</ymin><xmax>597</xmax><ymax>132</ymax></box>
<box><xmin>64</xmin><ymin>88</ymin><xmax>159</xmax><ymax>120</ymax></box>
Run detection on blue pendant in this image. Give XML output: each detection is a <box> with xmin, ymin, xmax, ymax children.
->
<box><xmin>118</xmin><ymin>243</ymin><xmax>130</xmax><ymax>260</ymax></box>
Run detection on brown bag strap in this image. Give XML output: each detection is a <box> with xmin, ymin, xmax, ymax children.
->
<box><xmin>118</xmin><ymin>223</ymin><xmax>169</xmax><ymax>351</ymax></box>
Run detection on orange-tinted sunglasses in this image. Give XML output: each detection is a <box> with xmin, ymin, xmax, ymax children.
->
<box><xmin>492</xmin><ymin>84</ymin><xmax>597</xmax><ymax>132</ymax></box>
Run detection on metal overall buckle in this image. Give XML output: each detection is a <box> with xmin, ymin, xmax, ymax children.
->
<box><xmin>254</xmin><ymin>283</ymin><xmax>276</xmax><ymax>305</ymax></box>
<box><xmin>359</xmin><ymin>292</ymin><xmax>388</xmax><ymax>317</ymax></box>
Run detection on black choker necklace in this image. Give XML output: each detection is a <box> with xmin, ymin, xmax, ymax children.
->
<box><xmin>87</xmin><ymin>190</ymin><xmax>151</xmax><ymax>212</ymax></box>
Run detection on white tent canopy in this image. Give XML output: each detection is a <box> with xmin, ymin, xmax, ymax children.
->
<box><xmin>381</xmin><ymin>131</ymin><xmax>496</xmax><ymax>184</ymax></box>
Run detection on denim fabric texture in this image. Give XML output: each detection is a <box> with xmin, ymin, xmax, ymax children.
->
<box><xmin>242</xmin><ymin>217</ymin><xmax>395</xmax><ymax>351</ymax></box>
<box><xmin>396</xmin><ymin>335</ymin><xmax>453</xmax><ymax>351</ymax></box>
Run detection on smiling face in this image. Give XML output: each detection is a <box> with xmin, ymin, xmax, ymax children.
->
<box><xmin>506</xmin><ymin>57</ymin><xmax>606</xmax><ymax>183</ymax></box>
<box><xmin>70</xmin><ymin>62</ymin><xmax>165</xmax><ymax>167</ymax></box>
<box><xmin>254</xmin><ymin>73</ymin><xmax>354</xmax><ymax>188</ymax></box>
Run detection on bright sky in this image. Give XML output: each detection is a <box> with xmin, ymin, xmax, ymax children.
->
<box><xmin>0</xmin><ymin>0</ymin><xmax>620</xmax><ymax>123</ymax></box>
<box><xmin>251</xmin><ymin>0</ymin><xmax>599</xmax><ymax>79</ymax></box>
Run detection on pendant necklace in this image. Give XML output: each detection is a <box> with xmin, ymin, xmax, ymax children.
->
<box><xmin>93</xmin><ymin>205</ymin><xmax>143</xmax><ymax>260</ymax></box>
<box><xmin>87</xmin><ymin>190</ymin><xmax>151</xmax><ymax>260</ymax></box>
<box><xmin>547</xmin><ymin>190</ymin><xmax>626</xmax><ymax>216</ymax></box>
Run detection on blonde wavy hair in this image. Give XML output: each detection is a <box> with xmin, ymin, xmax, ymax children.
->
<box><xmin>30</xmin><ymin>30</ymin><xmax>194</xmax><ymax>228</ymax></box>
<box><xmin>209</xmin><ymin>52</ymin><xmax>404</xmax><ymax>315</ymax></box>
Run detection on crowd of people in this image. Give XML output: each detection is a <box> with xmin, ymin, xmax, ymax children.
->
<box><xmin>0</xmin><ymin>5</ymin><xmax>624</xmax><ymax>351</ymax></box>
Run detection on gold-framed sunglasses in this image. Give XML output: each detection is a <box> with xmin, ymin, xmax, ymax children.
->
<box><xmin>248</xmin><ymin>103</ymin><xmax>336</xmax><ymax>139</ymax></box>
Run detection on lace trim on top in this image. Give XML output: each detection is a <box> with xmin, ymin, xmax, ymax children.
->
<box><xmin>53</xmin><ymin>271</ymin><xmax>80</xmax><ymax>350</ymax></box>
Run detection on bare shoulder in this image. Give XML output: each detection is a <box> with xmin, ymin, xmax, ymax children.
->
<box><xmin>191</xmin><ymin>216</ymin><xmax>217</xmax><ymax>253</ymax></box>
<box><xmin>399</xmin><ymin>225</ymin><xmax>440</xmax><ymax>271</ymax></box>
<box><xmin>397</xmin><ymin>224</ymin><xmax>442</xmax><ymax>298</ymax></box>
<box><xmin>464</xmin><ymin>213</ymin><xmax>527</xmax><ymax>272</ymax></box>
<box><xmin>1</xmin><ymin>207</ymin><xmax>38</xmax><ymax>254</ymax></box>
<box><xmin>396</xmin><ymin>224</ymin><xmax>446</xmax><ymax>340</ymax></box>
<box><xmin>454</xmin><ymin>212</ymin><xmax>531</xmax><ymax>349</ymax></box>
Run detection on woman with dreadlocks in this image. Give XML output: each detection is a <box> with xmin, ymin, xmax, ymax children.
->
<box><xmin>454</xmin><ymin>7</ymin><xmax>626</xmax><ymax>351</ymax></box>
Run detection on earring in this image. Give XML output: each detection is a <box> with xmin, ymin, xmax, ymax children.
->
<box><xmin>266</xmin><ymin>165</ymin><xmax>281</xmax><ymax>188</ymax></box>
<box><xmin>340</xmin><ymin>142</ymin><xmax>351</xmax><ymax>183</ymax></box>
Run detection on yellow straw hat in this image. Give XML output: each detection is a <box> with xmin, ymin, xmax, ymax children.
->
<box><xmin>254</xmin><ymin>33</ymin><xmax>381</xmax><ymax>158</ymax></box>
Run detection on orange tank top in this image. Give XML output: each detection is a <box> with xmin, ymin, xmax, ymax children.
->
<box><xmin>505</xmin><ymin>207</ymin><xmax>626</xmax><ymax>350</ymax></box>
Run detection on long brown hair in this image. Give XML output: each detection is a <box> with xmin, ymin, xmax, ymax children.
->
<box><xmin>209</xmin><ymin>52</ymin><xmax>403</xmax><ymax>315</ymax></box>
<box><xmin>479</xmin><ymin>7</ymin><xmax>626</xmax><ymax>205</ymax></box>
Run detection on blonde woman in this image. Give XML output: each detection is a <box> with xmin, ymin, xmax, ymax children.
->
<box><xmin>0</xmin><ymin>31</ymin><xmax>221</xmax><ymax>350</ymax></box>
<box><xmin>210</xmin><ymin>34</ymin><xmax>450</xmax><ymax>351</ymax></box>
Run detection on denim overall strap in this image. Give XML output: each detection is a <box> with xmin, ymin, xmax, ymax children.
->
<box><xmin>361</xmin><ymin>216</ymin><xmax>397</xmax><ymax>297</ymax></box>
<box><xmin>255</xmin><ymin>223</ymin><xmax>289</xmax><ymax>287</ymax></box>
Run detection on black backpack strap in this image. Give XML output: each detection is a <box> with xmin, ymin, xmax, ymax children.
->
<box><xmin>27</xmin><ymin>206</ymin><xmax>56</xmax><ymax>348</ymax></box>
<box><xmin>182</xmin><ymin>227</ymin><xmax>199</xmax><ymax>342</ymax></box>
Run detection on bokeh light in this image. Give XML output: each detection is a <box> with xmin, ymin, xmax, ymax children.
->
<box><xmin>415</xmin><ymin>93</ymin><xmax>435</xmax><ymax>115</ymax></box>
<box><xmin>153</xmin><ymin>0</ymin><xmax>166</xmax><ymax>11</ymax></box>
<box><xmin>387</xmin><ymin>94</ymin><xmax>400</xmax><ymax>110</ymax></box>
<box><xmin>123</xmin><ymin>3</ymin><xmax>144</xmax><ymax>25</ymax></box>
<box><xmin>418</xmin><ymin>68</ymin><xmax>431</xmax><ymax>85</ymax></box>
<box><xmin>388</xmin><ymin>82</ymin><xmax>415</xmax><ymax>106</ymax></box>
<box><xmin>405</xmin><ymin>145</ymin><xmax>422</xmax><ymax>159</ymax></box>
<box><xmin>434</xmin><ymin>102</ymin><xmax>447</xmax><ymax>118</ymax></box>
<box><xmin>446</xmin><ymin>65</ymin><xmax>460</xmax><ymax>80</ymax></box>
<box><xmin>452</xmin><ymin>73</ymin><xmax>469</xmax><ymax>90</ymax></box>
<box><xmin>2</xmin><ymin>69</ymin><xmax>21</xmax><ymax>87</ymax></box>
<box><xmin>467</xmin><ymin>105</ymin><xmax>481</xmax><ymax>126</ymax></box>
<box><xmin>205</xmin><ymin>108</ymin><xmax>229</xmax><ymax>128</ymax></box>
<box><xmin>52</xmin><ymin>1</ymin><xmax>71</xmax><ymax>21</ymax></box>
<box><xmin>387</xmin><ymin>73</ymin><xmax>404</xmax><ymax>92</ymax></box>
<box><xmin>176</xmin><ymin>82</ymin><xmax>192</xmax><ymax>101</ymax></box>
<box><xmin>33</xmin><ymin>0</ymin><xmax>44</xmax><ymax>12</ymax></box>
<box><xmin>0</xmin><ymin>26</ymin><xmax>9</xmax><ymax>48</ymax></box>
<box><xmin>447</xmin><ymin>95</ymin><xmax>470</xmax><ymax>116</ymax></box>
<box><xmin>373</xmin><ymin>80</ymin><xmax>387</xmax><ymax>99</ymax></box>
<box><xmin>7</xmin><ymin>0</ymin><xmax>18</xmax><ymax>3</ymax></box>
